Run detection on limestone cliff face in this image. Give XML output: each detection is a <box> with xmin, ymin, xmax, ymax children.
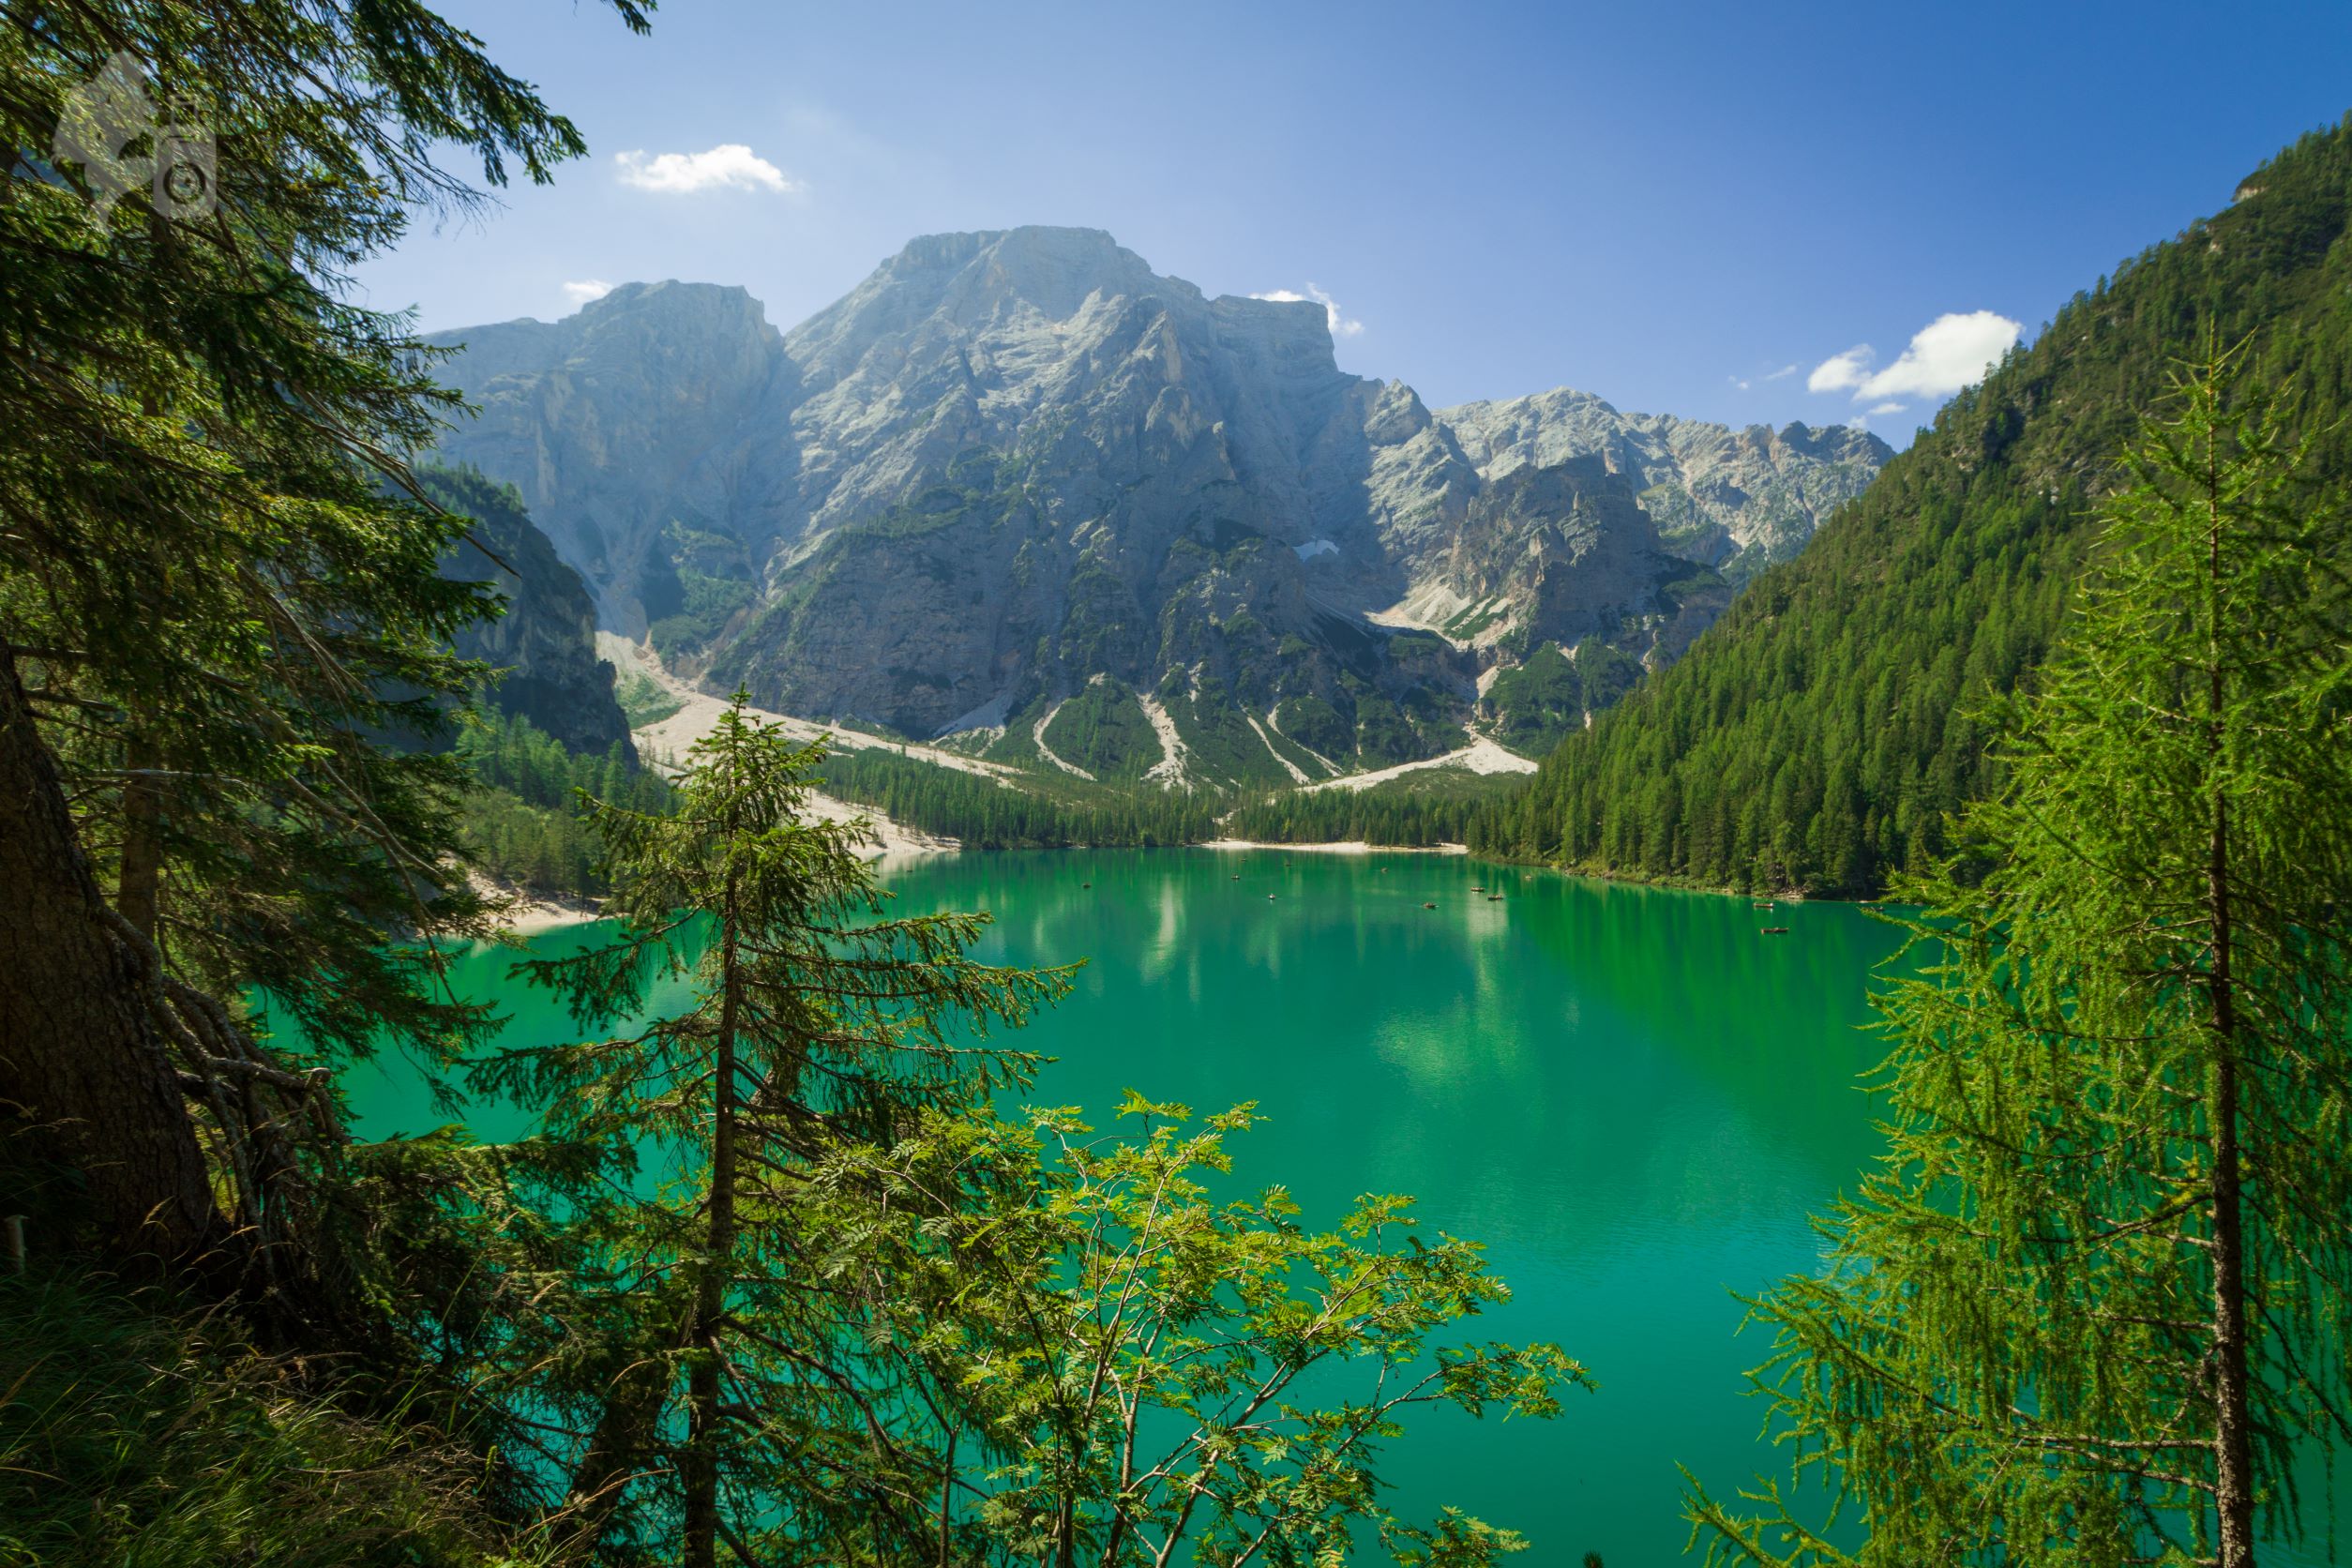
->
<box><xmin>426</xmin><ymin>467</ymin><xmax>633</xmax><ymax>758</ymax></box>
<box><xmin>709</xmin><ymin>228</ymin><xmax>1422</xmax><ymax>738</ymax></box>
<box><xmin>426</xmin><ymin>228</ymin><xmax>1887</xmax><ymax>762</ymax></box>
<box><xmin>1432</xmin><ymin>457</ymin><xmax>1728</xmax><ymax>670</ymax></box>
<box><xmin>1440</xmin><ymin>389</ymin><xmax>1892</xmax><ymax>582</ymax></box>
<box><xmin>427</xmin><ymin>281</ymin><xmax>793</xmax><ymax>632</ymax></box>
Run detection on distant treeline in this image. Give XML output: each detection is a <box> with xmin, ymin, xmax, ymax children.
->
<box><xmin>455</xmin><ymin>713</ymin><xmax>671</xmax><ymax>895</ymax></box>
<box><xmin>1220</xmin><ymin>769</ymin><xmax>1522</xmax><ymax>847</ymax></box>
<box><xmin>814</xmin><ymin>746</ymin><xmax>1222</xmax><ymax>848</ymax></box>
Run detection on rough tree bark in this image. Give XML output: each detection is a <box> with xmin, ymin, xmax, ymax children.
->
<box><xmin>0</xmin><ymin>647</ymin><xmax>221</xmax><ymax>1266</ymax></box>
<box><xmin>682</xmin><ymin>851</ymin><xmax>743</xmax><ymax>1568</ymax></box>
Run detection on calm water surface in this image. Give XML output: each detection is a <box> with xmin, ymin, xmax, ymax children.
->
<box><xmin>344</xmin><ymin>850</ymin><xmax>1903</xmax><ymax>1562</ymax></box>
<box><xmin>891</xmin><ymin>851</ymin><xmax>1898</xmax><ymax>1564</ymax></box>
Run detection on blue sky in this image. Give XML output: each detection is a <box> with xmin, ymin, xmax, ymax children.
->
<box><xmin>361</xmin><ymin>0</ymin><xmax>2352</xmax><ymax>443</ymax></box>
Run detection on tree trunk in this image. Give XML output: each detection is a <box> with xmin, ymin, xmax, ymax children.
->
<box><xmin>2199</xmin><ymin>463</ymin><xmax>2255</xmax><ymax>1568</ymax></box>
<box><xmin>2207</xmin><ymin>755</ymin><xmax>2256</xmax><ymax>1565</ymax></box>
<box><xmin>683</xmin><ymin>866</ymin><xmax>743</xmax><ymax>1568</ymax></box>
<box><xmin>116</xmin><ymin>727</ymin><xmax>164</xmax><ymax>942</ymax></box>
<box><xmin>0</xmin><ymin>648</ymin><xmax>222</xmax><ymax>1266</ymax></box>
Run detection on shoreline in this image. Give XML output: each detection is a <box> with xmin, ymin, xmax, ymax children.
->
<box><xmin>469</xmin><ymin>871</ymin><xmax>605</xmax><ymax>936</ymax></box>
<box><xmin>1198</xmin><ymin>838</ymin><xmax>1469</xmax><ymax>856</ymax></box>
<box><xmin>475</xmin><ymin>841</ymin><xmax>1876</xmax><ymax>937</ymax></box>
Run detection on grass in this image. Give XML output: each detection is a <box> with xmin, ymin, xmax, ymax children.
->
<box><xmin>0</xmin><ymin>1266</ymin><xmax>546</xmax><ymax>1568</ymax></box>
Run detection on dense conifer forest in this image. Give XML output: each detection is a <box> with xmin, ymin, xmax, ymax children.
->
<box><xmin>1469</xmin><ymin>118</ymin><xmax>2352</xmax><ymax>895</ymax></box>
<box><xmin>456</xmin><ymin>714</ymin><xmax>670</xmax><ymax>895</ymax></box>
<box><xmin>812</xmin><ymin>745</ymin><xmax>1223</xmax><ymax>848</ymax></box>
<box><xmin>1219</xmin><ymin>768</ymin><xmax>1523</xmax><ymax>846</ymax></box>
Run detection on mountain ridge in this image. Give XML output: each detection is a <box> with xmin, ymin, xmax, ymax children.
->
<box><xmin>425</xmin><ymin>226</ymin><xmax>1887</xmax><ymax>784</ymax></box>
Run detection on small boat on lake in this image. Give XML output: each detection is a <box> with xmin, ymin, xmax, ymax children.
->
<box><xmin>1423</xmin><ymin>901</ymin><xmax>1437</xmax><ymax>909</ymax></box>
<box><xmin>1760</xmin><ymin>926</ymin><xmax>1789</xmax><ymax>935</ymax></box>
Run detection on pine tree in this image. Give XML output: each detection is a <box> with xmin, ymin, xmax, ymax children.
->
<box><xmin>1688</xmin><ymin>350</ymin><xmax>2352</xmax><ymax>1565</ymax></box>
<box><xmin>490</xmin><ymin>698</ymin><xmax>1072</xmax><ymax>1566</ymax></box>
<box><xmin>0</xmin><ymin>0</ymin><xmax>651</xmax><ymax>1288</ymax></box>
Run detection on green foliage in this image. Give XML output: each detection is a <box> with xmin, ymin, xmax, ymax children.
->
<box><xmin>1224</xmin><ymin>768</ymin><xmax>1525</xmax><ymax>847</ymax></box>
<box><xmin>1687</xmin><ymin>355</ymin><xmax>2352</xmax><ymax>1565</ymax></box>
<box><xmin>1037</xmin><ymin>678</ymin><xmax>1160</xmax><ymax>779</ymax></box>
<box><xmin>1348</xmin><ymin>673</ymin><xmax>1468</xmax><ymax>769</ymax></box>
<box><xmin>453</xmin><ymin>712</ymin><xmax>669</xmax><ymax>897</ymax></box>
<box><xmin>648</xmin><ymin>567</ymin><xmax>756</xmax><ymax>658</ymax></box>
<box><xmin>1476</xmin><ymin>114</ymin><xmax>2352</xmax><ymax>896</ymax></box>
<box><xmin>1480</xmin><ymin>640</ymin><xmax>1645</xmax><ymax>757</ymax></box>
<box><xmin>487</xmin><ymin>700</ymin><xmax>1072</xmax><ymax>1564</ymax></box>
<box><xmin>1161</xmin><ymin>676</ymin><xmax>1303</xmax><ymax>787</ymax></box>
<box><xmin>0</xmin><ymin>1267</ymin><xmax>549</xmax><ymax>1568</ymax></box>
<box><xmin>422</xmin><ymin>710</ymin><xmax>1588</xmax><ymax>1565</ymax></box>
<box><xmin>0</xmin><ymin>0</ymin><xmax>646</xmax><ymax>1070</ymax></box>
<box><xmin>816</xmin><ymin>745</ymin><xmax>1220</xmax><ymax>848</ymax></box>
<box><xmin>809</xmin><ymin>1095</ymin><xmax>1589</xmax><ymax>1565</ymax></box>
<box><xmin>1274</xmin><ymin>693</ymin><xmax>1352</xmax><ymax>761</ymax></box>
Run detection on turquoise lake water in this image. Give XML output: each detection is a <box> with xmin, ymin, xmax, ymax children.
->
<box><xmin>332</xmin><ymin>848</ymin><xmax>2350</xmax><ymax>1563</ymax></box>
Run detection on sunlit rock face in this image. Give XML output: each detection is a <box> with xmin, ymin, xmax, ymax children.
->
<box><xmin>429</xmin><ymin>228</ymin><xmax>1886</xmax><ymax>761</ymax></box>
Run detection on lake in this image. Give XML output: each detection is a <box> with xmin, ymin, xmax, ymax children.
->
<box><xmin>344</xmin><ymin>848</ymin><xmax>1899</xmax><ymax>1561</ymax></box>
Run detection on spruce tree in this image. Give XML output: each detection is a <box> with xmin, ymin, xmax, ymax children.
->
<box><xmin>1689</xmin><ymin>350</ymin><xmax>2352</xmax><ymax>1564</ymax></box>
<box><xmin>0</xmin><ymin>0</ymin><xmax>648</xmax><ymax>1278</ymax></box>
<box><xmin>490</xmin><ymin>698</ymin><xmax>1072</xmax><ymax>1567</ymax></box>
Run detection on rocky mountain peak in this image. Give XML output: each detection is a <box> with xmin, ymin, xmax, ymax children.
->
<box><xmin>425</xmin><ymin>229</ymin><xmax>1892</xmax><ymax>769</ymax></box>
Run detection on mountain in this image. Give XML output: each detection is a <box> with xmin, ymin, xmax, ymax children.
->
<box><xmin>425</xmin><ymin>228</ymin><xmax>1884</xmax><ymax>782</ymax></box>
<box><xmin>1470</xmin><ymin>115</ymin><xmax>2352</xmax><ymax>893</ymax></box>
<box><xmin>1439</xmin><ymin>390</ymin><xmax>1890</xmax><ymax>583</ymax></box>
<box><xmin>424</xmin><ymin>466</ymin><xmax>635</xmax><ymax>758</ymax></box>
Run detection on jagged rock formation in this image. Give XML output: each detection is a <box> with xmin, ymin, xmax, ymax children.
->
<box><xmin>424</xmin><ymin>466</ymin><xmax>635</xmax><ymax>758</ymax></box>
<box><xmin>1440</xmin><ymin>390</ymin><xmax>1891</xmax><ymax>582</ymax></box>
<box><xmin>426</xmin><ymin>228</ymin><xmax>1886</xmax><ymax>769</ymax></box>
<box><xmin>1424</xmin><ymin>457</ymin><xmax>1729</xmax><ymax>665</ymax></box>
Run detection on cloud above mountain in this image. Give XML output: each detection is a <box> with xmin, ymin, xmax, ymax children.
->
<box><xmin>1809</xmin><ymin>311</ymin><xmax>2022</xmax><ymax>402</ymax></box>
<box><xmin>1807</xmin><ymin>345</ymin><xmax>1876</xmax><ymax>395</ymax></box>
<box><xmin>614</xmin><ymin>143</ymin><xmax>797</xmax><ymax>194</ymax></box>
<box><xmin>562</xmin><ymin>279</ymin><xmax>615</xmax><ymax>307</ymax></box>
<box><xmin>1249</xmin><ymin>282</ymin><xmax>1364</xmax><ymax>338</ymax></box>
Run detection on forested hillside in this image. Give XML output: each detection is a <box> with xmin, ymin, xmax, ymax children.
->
<box><xmin>457</xmin><ymin>713</ymin><xmax>668</xmax><ymax>895</ymax></box>
<box><xmin>1470</xmin><ymin>116</ymin><xmax>2352</xmax><ymax>894</ymax></box>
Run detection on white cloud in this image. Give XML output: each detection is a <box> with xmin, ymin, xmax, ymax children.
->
<box><xmin>1867</xmin><ymin>400</ymin><xmax>1907</xmax><ymax>415</ymax></box>
<box><xmin>1857</xmin><ymin>310</ymin><xmax>2020</xmax><ymax>400</ymax></box>
<box><xmin>1808</xmin><ymin>345</ymin><xmax>1874</xmax><ymax>394</ymax></box>
<box><xmin>613</xmin><ymin>143</ymin><xmax>796</xmax><ymax>194</ymax></box>
<box><xmin>1732</xmin><ymin>364</ymin><xmax>1799</xmax><ymax>393</ymax></box>
<box><xmin>1249</xmin><ymin>282</ymin><xmax>1364</xmax><ymax>338</ymax></box>
<box><xmin>562</xmin><ymin>279</ymin><xmax>615</xmax><ymax>308</ymax></box>
<box><xmin>1807</xmin><ymin>311</ymin><xmax>2022</xmax><ymax>404</ymax></box>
